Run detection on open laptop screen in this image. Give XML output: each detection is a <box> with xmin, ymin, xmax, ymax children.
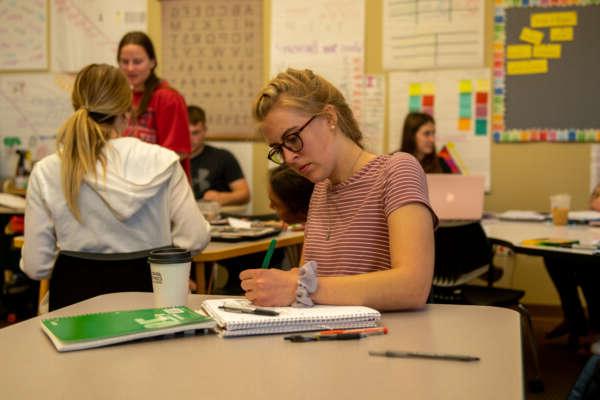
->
<box><xmin>426</xmin><ymin>174</ymin><xmax>485</xmax><ymax>221</ymax></box>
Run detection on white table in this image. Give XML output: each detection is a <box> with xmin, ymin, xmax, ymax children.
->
<box><xmin>482</xmin><ymin>219</ymin><xmax>600</xmax><ymax>257</ymax></box>
<box><xmin>0</xmin><ymin>292</ymin><xmax>523</xmax><ymax>400</ymax></box>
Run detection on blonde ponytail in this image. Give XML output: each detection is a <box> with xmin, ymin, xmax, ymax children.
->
<box><xmin>57</xmin><ymin>64</ymin><xmax>131</xmax><ymax>222</ymax></box>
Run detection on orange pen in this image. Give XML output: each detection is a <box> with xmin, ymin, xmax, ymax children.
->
<box><xmin>319</xmin><ymin>326</ymin><xmax>388</xmax><ymax>336</ymax></box>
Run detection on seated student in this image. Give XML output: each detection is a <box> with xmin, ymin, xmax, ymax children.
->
<box><xmin>267</xmin><ymin>164</ymin><xmax>314</xmax><ymax>226</ymax></box>
<box><xmin>399</xmin><ymin>112</ymin><xmax>451</xmax><ymax>173</ymax></box>
<box><xmin>188</xmin><ymin>105</ymin><xmax>250</xmax><ymax>206</ymax></box>
<box><xmin>215</xmin><ymin>165</ymin><xmax>313</xmax><ymax>294</ymax></box>
<box><xmin>20</xmin><ymin>64</ymin><xmax>210</xmax><ymax>280</ymax></box>
<box><xmin>545</xmin><ymin>184</ymin><xmax>600</xmax><ymax>348</ymax></box>
<box><xmin>239</xmin><ymin>68</ymin><xmax>437</xmax><ymax>310</ymax></box>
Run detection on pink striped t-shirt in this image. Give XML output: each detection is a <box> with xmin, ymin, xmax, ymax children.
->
<box><xmin>303</xmin><ymin>152</ymin><xmax>438</xmax><ymax>276</ymax></box>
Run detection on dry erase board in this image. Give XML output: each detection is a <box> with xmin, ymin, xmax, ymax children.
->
<box><xmin>493</xmin><ymin>0</ymin><xmax>600</xmax><ymax>143</ymax></box>
<box><xmin>161</xmin><ymin>0</ymin><xmax>263</xmax><ymax>140</ymax></box>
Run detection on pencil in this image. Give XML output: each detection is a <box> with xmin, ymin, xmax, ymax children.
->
<box><xmin>261</xmin><ymin>239</ymin><xmax>277</xmax><ymax>269</ymax></box>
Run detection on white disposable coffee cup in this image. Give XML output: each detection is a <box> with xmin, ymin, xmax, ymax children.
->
<box><xmin>148</xmin><ymin>247</ymin><xmax>192</xmax><ymax>308</ymax></box>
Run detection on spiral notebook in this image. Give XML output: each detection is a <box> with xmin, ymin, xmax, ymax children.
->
<box><xmin>41</xmin><ymin>306</ymin><xmax>216</xmax><ymax>352</ymax></box>
<box><xmin>201</xmin><ymin>299</ymin><xmax>381</xmax><ymax>337</ymax></box>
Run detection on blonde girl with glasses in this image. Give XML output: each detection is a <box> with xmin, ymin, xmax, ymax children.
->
<box><xmin>20</xmin><ymin>64</ymin><xmax>210</xmax><ymax>280</ymax></box>
<box><xmin>239</xmin><ymin>68</ymin><xmax>438</xmax><ymax>311</ymax></box>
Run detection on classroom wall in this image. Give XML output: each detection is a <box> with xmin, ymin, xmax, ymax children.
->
<box><xmin>148</xmin><ymin>0</ymin><xmax>591</xmax><ymax>305</ymax></box>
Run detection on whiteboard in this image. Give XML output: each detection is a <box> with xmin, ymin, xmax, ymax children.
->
<box><xmin>270</xmin><ymin>0</ymin><xmax>369</xmax><ymax>145</ymax></box>
<box><xmin>51</xmin><ymin>0</ymin><xmax>147</xmax><ymax>72</ymax></box>
<box><xmin>0</xmin><ymin>73</ymin><xmax>74</xmax><ymax>177</ymax></box>
<box><xmin>0</xmin><ymin>0</ymin><xmax>48</xmax><ymax>70</ymax></box>
<box><xmin>388</xmin><ymin>69</ymin><xmax>491</xmax><ymax>189</ymax></box>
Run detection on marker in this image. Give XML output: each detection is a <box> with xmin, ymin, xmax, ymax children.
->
<box><xmin>261</xmin><ymin>239</ymin><xmax>277</xmax><ymax>269</ymax></box>
<box><xmin>319</xmin><ymin>327</ymin><xmax>388</xmax><ymax>336</ymax></box>
<box><xmin>369</xmin><ymin>350</ymin><xmax>479</xmax><ymax>362</ymax></box>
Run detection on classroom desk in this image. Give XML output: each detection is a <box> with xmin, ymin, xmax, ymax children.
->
<box><xmin>0</xmin><ymin>206</ymin><xmax>23</xmax><ymax>215</ymax></box>
<box><xmin>0</xmin><ymin>292</ymin><xmax>523</xmax><ymax>400</ymax></box>
<box><xmin>482</xmin><ymin>219</ymin><xmax>600</xmax><ymax>258</ymax></box>
<box><xmin>11</xmin><ymin>231</ymin><xmax>304</xmax><ymax>296</ymax></box>
<box><xmin>193</xmin><ymin>230</ymin><xmax>304</xmax><ymax>293</ymax></box>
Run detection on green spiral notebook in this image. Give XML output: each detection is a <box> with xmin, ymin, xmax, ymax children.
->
<box><xmin>41</xmin><ymin>306</ymin><xmax>216</xmax><ymax>352</ymax></box>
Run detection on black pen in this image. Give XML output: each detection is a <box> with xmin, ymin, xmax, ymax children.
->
<box><xmin>285</xmin><ymin>333</ymin><xmax>367</xmax><ymax>342</ymax></box>
<box><xmin>219</xmin><ymin>304</ymin><xmax>279</xmax><ymax>316</ymax></box>
<box><xmin>369</xmin><ymin>350</ymin><xmax>479</xmax><ymax>362</ymax></box>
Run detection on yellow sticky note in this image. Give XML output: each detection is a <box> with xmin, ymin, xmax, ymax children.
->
<box><xmin>519</xmin><ymin>27</ymin><xmax>544</xmax><ymax>45</ymax></box>
<box><xmin>409</xmin><ymin>83</ymin><xmax>421</xmax><ymax>96</ymax></box>
<box><xmin>459</xmin><ymin>80</ymin><xmax>472</xmax><ymax>93</ymax></box>
<box><xmin>550</xmin><ymin>27</ymin><xmax>574</xmax><ymax>42</ymax></box>
<box><xmin>506</xmin><ymin>44</ymin><xmax>532</xmax><ymax>59</ymax></box>
<box><xmin>475</xmin><ymin>79</ymin><xmax>489</xmax><ymax>92</ymax></box>
<box><xmin>421</xmin><ymin>82</ymin><xmax>435</xmax><ymax>95</ymax></box>
<box><xmin>458</xmin><ymin>118</ymin><xmax>471</xmax><ymax>131</ymax></box>
<box><xmin>507</xmin><ymin>59</ymin><xmax>548</xmax><ymax>75</ymax></box>
<box><xmin>533</xmin><ymin>44</ymin><xmax>561</xmax><ymax>59</ymax></box>
<box><xmin>531</xmin><ymin>11</ymin><xmax>577</xmax><ymax>28</ymax></box>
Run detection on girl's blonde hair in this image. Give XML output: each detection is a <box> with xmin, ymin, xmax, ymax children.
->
<box><xmin>57</xmin><ymin>63</ymin><xmax>131</xmax><ymax>221</ymax></box>
<box><xmin>253</xmin><ymin>68</ymin><xmax>363</xmax><ymax>147</ymax></box>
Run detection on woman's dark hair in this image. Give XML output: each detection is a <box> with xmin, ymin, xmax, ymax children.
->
<box><xmin>269</xmin><ymin>165</ymin><xmax>314</xmax><ymax>218</ymax></box>
<box><xmin>400</xmin><ymin>112</ymin><xmax>441</xmax><ymax>173</ymax></box>
<box><xmin>117</xmin><ymin>31</ymin><xmax>160</xmax><ymax>119</ymax></box>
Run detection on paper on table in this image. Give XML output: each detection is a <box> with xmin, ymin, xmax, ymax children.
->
<box><xmin>498</xmin><ymin>210</ymin><xmax>547</xmax><ymax>221</ymax></box>
<box><xmin>227</xmin><ymin>217</ymin><xmax>252</xmax><ymax>229</ymax></box>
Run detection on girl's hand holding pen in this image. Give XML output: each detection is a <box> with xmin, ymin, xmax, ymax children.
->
<box><xmin>240</xmin><ymin>268</ymin><xmax>299</xmax><ymax>307</ymax></box>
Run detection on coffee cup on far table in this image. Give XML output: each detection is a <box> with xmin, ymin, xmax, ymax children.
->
<box><xmin>550</xmin><ymin>193</ymin><xmax>571</xmax><ymax>226</ymax></box>
<box><xmin>148</xmin><ymin>247</ymin><xmax>192</xmax><ymax>308</ymax></box>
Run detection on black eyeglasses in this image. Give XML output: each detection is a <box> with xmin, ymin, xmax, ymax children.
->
<box><xmin>267</xmin><ymin>115</ymin><xmax>318</xmax><ymax>164</ymax></box>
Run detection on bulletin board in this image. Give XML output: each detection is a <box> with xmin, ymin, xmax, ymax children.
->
<box><xmin>493</xmin><ymin>0</ymin><xmax>600</xmax><ymax>143</ymax></box>
<box><xmin>161</xmin><ymin>0</ymin><xmax>263</xmax><ymax>140</ymax></box>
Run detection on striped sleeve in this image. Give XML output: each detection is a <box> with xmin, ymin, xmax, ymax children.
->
<box><xmin>383</xmin><ymin>153</ymin><xmax>438</xmax><ymax>227</ymax></box>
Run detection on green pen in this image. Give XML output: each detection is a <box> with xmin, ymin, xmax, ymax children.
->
<box><xmin>261</xmin><ymin>239</ymin><xmax>277</xmax><ymax>269</ymax></box>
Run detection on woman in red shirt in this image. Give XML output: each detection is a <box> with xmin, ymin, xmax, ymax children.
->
<box><xmin>117</xmin><ymin>31</ymin><xmax>191</xmax><ymax>177</ymax></box>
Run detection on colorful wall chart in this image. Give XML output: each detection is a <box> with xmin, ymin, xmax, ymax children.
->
<box><xmin>389</xmin><ymin>69</ymin><xmax>491</xmax><ymax>189</ymax></box>
<box><xmin>494</xmin><ymin>0</ymin><xmax>600</xmax><ymax>143</ymax></box>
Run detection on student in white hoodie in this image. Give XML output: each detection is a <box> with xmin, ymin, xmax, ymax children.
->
<box><xmin>20</xmin><ymin>64</ymin><xmax>210</xmax><ymax>281</ymax></box>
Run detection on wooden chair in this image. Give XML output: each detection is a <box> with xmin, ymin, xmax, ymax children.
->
<box><xmin>47</xmin><ymin>250</ymin><xmax>154</xmax><ymax>311</ymax></box>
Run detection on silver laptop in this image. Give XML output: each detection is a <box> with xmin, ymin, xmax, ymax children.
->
<box><xmin>426</xmin><ymin>174</ymin><xmax>485</xmax><ymax>221</ymax></box>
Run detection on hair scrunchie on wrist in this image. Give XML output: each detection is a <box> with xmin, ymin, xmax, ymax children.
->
<box><xmin>292</xmin><ymin>260</ymin><xmax>318</xmax><ymax>307</ymax></box>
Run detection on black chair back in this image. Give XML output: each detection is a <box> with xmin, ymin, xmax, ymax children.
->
<box><xmin>49</xmin><ymin>250</ymin><xmax>154</xmax><ymax>311</ymax></box>
<box><xmin>433</xmin><ymin>221</ymin><xmax>492</xmax><ymax>286</ymax></box>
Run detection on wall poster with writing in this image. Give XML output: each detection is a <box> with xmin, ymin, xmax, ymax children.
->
<box><xmin>0</xmin><ymin>0</ymin><xmax>48</xmax><ymax>71</ymax></box>
<box><xmin>161</xmin><ymin>0</ymin><xmax>263</xmax><ymax>140</ymax></box>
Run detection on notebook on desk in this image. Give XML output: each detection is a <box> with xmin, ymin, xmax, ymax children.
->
<box><xmin>426</xmin><ymin>174</ymin><xmax>485</xmax><ymax>221</ymax></box>
<box><xmin>201</xmin><ymin>298</ymin><xmax>381</xmax><ymax>337</ymax></box>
